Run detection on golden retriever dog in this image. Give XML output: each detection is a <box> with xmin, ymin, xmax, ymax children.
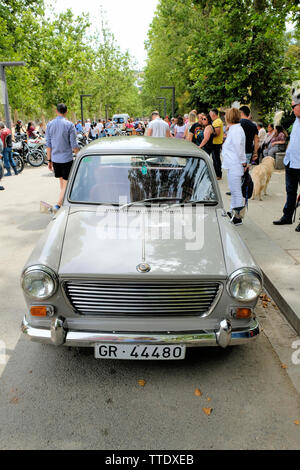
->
<box><xmin>251</xmin><ymin>156</ymin><xmax>275</xmax><ymax>201</ymax></box>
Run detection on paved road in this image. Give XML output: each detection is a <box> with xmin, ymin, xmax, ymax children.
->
<box><xmin>0</xmin><ymin>166</ymin><xmax>299</xmax><ymax>450</ymax></box>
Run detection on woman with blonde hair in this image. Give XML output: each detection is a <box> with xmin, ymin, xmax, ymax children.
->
<box><xmin>222</xmin><ymin>108</ymin><xmax>247</xmax><ymax>225</ymax></box>
<box><xmin>184</xmin><ymin>111</ymin><xmax>197</xmax><ymax>139</ymax></box>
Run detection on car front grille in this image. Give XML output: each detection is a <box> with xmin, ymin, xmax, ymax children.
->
<box><xmin>63</xmin><ymin>280</ymin><xmax>222</xmax><ymax>316</ymax></box>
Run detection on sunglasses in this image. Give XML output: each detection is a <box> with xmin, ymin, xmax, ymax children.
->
<box><xmin>292</xmin><ymin>103</ymin><xmax>299</xmax><ymax>109</ymax></box>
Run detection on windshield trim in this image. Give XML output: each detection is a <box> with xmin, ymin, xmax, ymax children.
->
<box><xmin>67</xmin><ymin>153</ymin><xmax>220</xmax><ymax>206</ymax></box>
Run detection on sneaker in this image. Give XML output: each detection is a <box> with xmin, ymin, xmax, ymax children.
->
<box><xmin>273</xmin><ymin>217</ymin><xmax>293</xmax><ymax>225</ymax></box>
<box><xmin>231</xmin><ymin>216</ymin><xmax>243</xmax><ymax>226</ymax></box>
<box><xmin>295</xmin><ymin>223</ymin><xmax>300</xmax><ymax>232</ymax></box>
<box><xmin>0</xmin><ymin>186</ymin><xmax>4</xmax><ymax>190</ymax></box>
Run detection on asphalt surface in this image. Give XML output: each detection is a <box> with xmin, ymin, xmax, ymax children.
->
<box><xmin>0</xmin><ymin>165</ymin><xmax>299</xmax><ymax>450</ymax></box>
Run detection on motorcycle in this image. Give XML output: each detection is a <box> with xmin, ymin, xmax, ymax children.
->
<box><xmin>13</xmin><ymin>138</ymin><xmax>45</xmax><ymax>167</ymax></box>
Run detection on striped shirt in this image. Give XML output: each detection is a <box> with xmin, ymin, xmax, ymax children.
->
<box><xmin>284</xmin><ymin>117</ymin><xmax>300</xmax><ymax>169</ymax></box>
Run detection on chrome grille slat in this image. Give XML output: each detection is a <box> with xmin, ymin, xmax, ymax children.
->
<box><xmin>70</xmin><ymin>294</ymin><xmax>216</xmax><ymax>300</ymax></box>
<box><xmin>64</xmin><ymin>280</ymin><xmax>221</xmax><ymax>316</ymax></box>
<box><xmin>72</xmin><ymin>303</ymin><xmax>213</xmax><ymax>308</ymax></box>
<box><xmin>67</xmin><ymin>287</ymin><xmax>218</xmax><ymax>292</ymax></box>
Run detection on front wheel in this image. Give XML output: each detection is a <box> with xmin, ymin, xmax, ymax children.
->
<box><xmin>13</xmin><ymin>153</ymin><xmax>24</xmax><ymax>173</ymax></box>
<box><xmin>27</xmin><ymin>150</ymin><xmax>44</xmax><ymax>167</ymax></box>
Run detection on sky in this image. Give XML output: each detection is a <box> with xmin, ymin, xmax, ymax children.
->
<box><xmin>47</xmin><ymin>0</ymin><xmax>160</xmax><ymax>69</ymax></box>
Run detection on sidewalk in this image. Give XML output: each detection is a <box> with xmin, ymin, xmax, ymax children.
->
<box><xmin>219</xmin><ymin>168</ymin><xmax>300</xmax><ymax>335</ymax></box>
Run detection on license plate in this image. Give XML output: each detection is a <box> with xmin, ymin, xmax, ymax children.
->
<box><xmin>94</xmin><ymin>343</ymin><xmax>186</xmax><ymax>360</ymax></box>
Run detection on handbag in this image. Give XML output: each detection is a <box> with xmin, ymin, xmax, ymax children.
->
<box><xmin>241</xmin><ymin>168</ymin><xmax>253</xmax><ymax>205</ymax></box>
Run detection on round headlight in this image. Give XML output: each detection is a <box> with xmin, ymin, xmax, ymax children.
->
<box><xmin>227</xmin><ymin>269</ymin><xmax>262</xmax><ymax>302</ymax></box>
<box><xmin>21</xmin><ymin>266</ymin><xmax>58</xmax><ymax>300</ymax></box>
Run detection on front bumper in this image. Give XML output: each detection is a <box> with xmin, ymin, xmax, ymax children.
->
<box><xmin>21</xmin><ymin>316</ymin><xmax>259</xmax><ymax>349</ymax></box>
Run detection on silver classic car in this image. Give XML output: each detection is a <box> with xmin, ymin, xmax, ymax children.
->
<box><xmin>21</xmin><ymin>137</ymin><xmax>262</xmax><ymax>360</ymax></box>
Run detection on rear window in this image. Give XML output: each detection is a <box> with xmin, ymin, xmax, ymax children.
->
<box><xmin>69</xmin><ymin>155</ymin><xmax>217</xmax><ymax>204</ymax></box>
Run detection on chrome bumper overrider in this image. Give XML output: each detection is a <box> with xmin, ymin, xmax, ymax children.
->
<box><xmin>21</xmin><ymin>316</ymin><xmax>259</xmax><ymax>349</ymax></box>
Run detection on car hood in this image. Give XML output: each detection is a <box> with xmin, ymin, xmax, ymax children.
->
<box><xmin>58</xmin><ymin>207</ymin><xmax>227</xmax><ymax>278</ymax></box>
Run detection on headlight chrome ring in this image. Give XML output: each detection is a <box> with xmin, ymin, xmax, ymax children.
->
<box><xmin>21</xmin><ymin>265</ymin><xmax>58</xmax><ymax>300</ymax></box>
<box><xmin>227</xmin><ymin>268</ymin><xmax>262</xmax><ymax>302</ymax></box>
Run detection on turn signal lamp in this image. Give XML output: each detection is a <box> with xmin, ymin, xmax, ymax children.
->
<box><xmin>236</xmin><ymin>308</ymin><xmax>252</xmax><ymax>319</ymax></box>
<box><xmin>30</xmin><ymin>306</ymin><xmax>47</xmax><ymax>317</ymax></box>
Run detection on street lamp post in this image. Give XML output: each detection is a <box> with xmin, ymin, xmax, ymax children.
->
<box><xmin>0</xmin><ymin>61</ymin><xmax>25</xmax><ymax>129</ymax></box>
<box><xmin>156</xmin><ymin>97</ymin><xmax>166</xmax><ymax>118</ymax></box>
<box><xmin>160</xmin><ymin>86</ymin><xmax>176</xmax><ymax>118</ymax></box>
<box><xmin>80</xmin><ymin>94</ymin><xmax>92</xmax><ymax>125</ymax></box>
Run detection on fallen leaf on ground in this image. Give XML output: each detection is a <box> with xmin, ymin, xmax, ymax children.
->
<box><xmin>294</xmin><ymin>420</ymin><xmax>300</xmax><ymax>425</ymax></box>
<box><xmin>281</xmin><ymin>364</ymin><xmax>288</xmax><ymax>369</ymax></box>
<box><xmin>202</xmin><ymin>407</ymin><xmax>213</xmax><ymax>416</ymax></box>
<box><xmin>9</xmin><ymin>397</ymin><xmax>19</xmax><ymax>404</ymax></box>
<box><xmin>194</xmin><ymin>388</ymin><xmax>202</xmax><ymax>397</ymax></box>
<box><xmin>138</xmin><ymin>379</ymin><xmax>146</xmax><ymax>387</ymax></box>
<box><xmin>261</xmin><ymin>294</ymin><xmax>271</xmax><ymax>302</ymax></box>
<box><xmin>207</xmin><ymin>397</ymin><xmax>211</xmax><ymax>401</ymax></box>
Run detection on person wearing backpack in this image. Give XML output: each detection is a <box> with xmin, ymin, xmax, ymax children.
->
<box><xmin>221</xmin><ymin>108</ymin><xmax>248</xmax><ymax>225</ymax></box>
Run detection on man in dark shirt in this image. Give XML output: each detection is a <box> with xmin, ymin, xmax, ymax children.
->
<box><xmin>188</xmin><ymin>114</ymin><xmax>203</xmax><ymax>144</ymax></box>
<box><xmin>239</xmin><ymin>105</ymin><xmax>259</xmax><ymax>164</ymax></box>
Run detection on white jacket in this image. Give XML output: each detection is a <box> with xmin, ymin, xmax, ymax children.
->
<box><xmin>222</xmin><ymin>124</ymin><xmax>246</xmax><ymax>175</ymax></box>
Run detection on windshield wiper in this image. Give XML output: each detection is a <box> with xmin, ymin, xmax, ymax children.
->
<box><xmin>188</xmin><ymin>200</ymin><xmax>218</xmax><ymax>205</ymax></box>
<box><xmin>164</xmin><ymin>200</ymin><xmax>219</xmax><ymax>210</ymax></box>
<box><xmin>120</xmin><ymin>197</ymin><xmax>183</xmax><ymax>210</ymax></box>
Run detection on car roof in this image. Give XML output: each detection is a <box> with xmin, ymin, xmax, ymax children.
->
<box><xmin>80</xmin><ymin>136</ymin><xmax>207</xmax><ymax>158</ymax></box>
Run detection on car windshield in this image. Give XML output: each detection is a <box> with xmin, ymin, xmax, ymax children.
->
<box><xmin>69</xmin><ymin>155</ymin><xmax>217</xmax><ymax>205</ymax></box>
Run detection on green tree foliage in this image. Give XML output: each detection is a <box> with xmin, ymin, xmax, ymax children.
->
<box><xmin>142</xmin><ymin>0</ymin><xmax>299</xmax><ymax>119</ymax></box>
<box><xmin>0</xmin><ymin>2</ymin><xmax>142</xmax><ymax>121</ymax></box>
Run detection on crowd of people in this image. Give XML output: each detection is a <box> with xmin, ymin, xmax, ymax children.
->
<box><xmin>74</xmin><ymin>117</ymin><xmax>149</xmax><ymax>139</ymax></box>
<box><xmin>0</xmin><ymin>93</ymin><xmax>299</xmax><ymax>232</ymax></box>
<box><xmin>138</xmin><ymin>101</ymin><xmax>299</xmax><ymax>228</ymax></box>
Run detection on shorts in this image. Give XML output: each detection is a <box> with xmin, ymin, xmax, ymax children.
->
<box><xmin>52</xmin><ymin>161</ymin><xmax>73</xmax><ymax>180</ymax></box>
